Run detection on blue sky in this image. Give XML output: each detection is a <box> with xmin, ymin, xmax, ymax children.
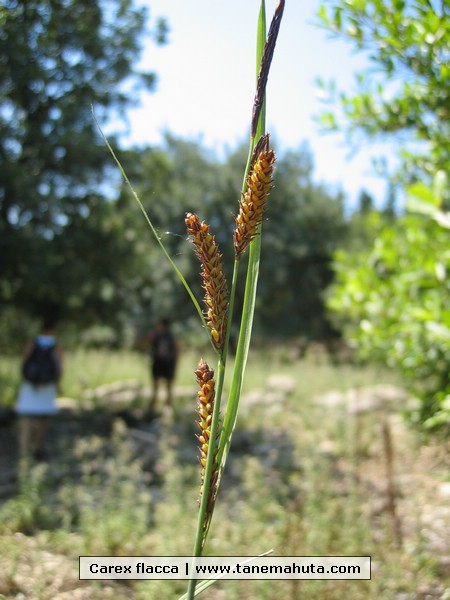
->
<box><xmin>118</xmin><ymin>0</ymin><xmax>396</xmax><ymax>211</ymax></box>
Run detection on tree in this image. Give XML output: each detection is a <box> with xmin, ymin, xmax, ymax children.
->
<box><xmin>383</xmin><ymin>182</ymin><xmax>397</xmax><ymax>218</ymax></box>
<box><xmin>319</xmin><ymin>0</ymin><xmax>450</xmax><ymax>430</ymax></box>
<box><xmin>317</xmin><ymin>0</ymin><xmax>450</xmax><ymax>184</ymax></box>
<box><xmin>357</xmin><ymin>189</ymin><xmax>374</xmax><ymax>215</ymax></box>
<box><xmin>328</xmin><ymin>181</ymin><xmax>450</xmax><ymax>430</ymax></box>
<box><xmin>0</xmin><ymin>0</ymin><xmax>167</xmax><ymax>320</ymax></box>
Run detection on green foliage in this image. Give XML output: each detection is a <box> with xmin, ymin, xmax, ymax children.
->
<box><xmin>327</xmin><ymin>182</ymin><xmax>450</xmax><ymax>429</ymax></box>
<box><xmin>0</xmin><ymin>306</ymin><xmax>38</xmax><ymax>353</ymax></box>
<box><xmin>318</xmin><ymin>0</ymin><xmax>450</xmax><ymax>430</ymax></box>
<box><xmin>0</xmin><ymin>0</ymin><xmax>167</xmax><ymax>320</ymax></box>
<box><xmin>317</xmin><ymin>0</ymin><xmax>450</xmax><ymax>183</ymax></box>
<box><xmin>66</xmin><ymin>423</ymin><xmax>152</xmax><ymax>555</ymax></box>
<box><xmin>0</xmin><ymin>463</ymin><xmax>56</xmax><ymax>534</ymax></box>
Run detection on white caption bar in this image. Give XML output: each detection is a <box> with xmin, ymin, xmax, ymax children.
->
<box><xmin>79</xmin><ymin>555</ymin><xmax>371</xmax><ymax>580</ymax></box>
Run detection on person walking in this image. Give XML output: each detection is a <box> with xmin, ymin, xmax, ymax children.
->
<box><xmin>147</xmin><ymin>317</ymin><xmax>179</xmax><ymax>416</ymax></box>
<box><xmin>16</xmin><ymin>317</ymin><xmax>63</xmax><ymax>460</ymax></box>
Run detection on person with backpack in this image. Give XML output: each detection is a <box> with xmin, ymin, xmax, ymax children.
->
<box><xmin>16</xmin><ymin>317</ymin><xmax>63</xmax><ymax>460</ymax></box>
<box><xmin>147</xmin><ymin>317</ymin><xmax>179</xmax><ymax>416</ymax></box>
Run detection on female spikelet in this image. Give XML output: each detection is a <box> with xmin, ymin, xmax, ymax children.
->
<box><xmin>185</xmin><ymin>213</ymin><xmax>229</xmax><ymax>351</ymax></box>
<box><xmin>195</xmin><ymin>359</ymin><xmax>219</xmax><ymax>529</ymax></box>
<box><xmin>234</xmin><ymin>134</ymin><xmax>276</xmax><ymax>260</ymax></box>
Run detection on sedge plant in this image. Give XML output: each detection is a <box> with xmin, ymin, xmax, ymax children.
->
<box><xmin>97</xmin><ymin>2</ymin><xmax>285</xmax><ymax>597</ymax></box>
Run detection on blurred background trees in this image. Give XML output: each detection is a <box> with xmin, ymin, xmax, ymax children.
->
<box><xmin>0</xmin><ymin>0</ymin><xmax>167</xmax><ymax>323</ymax></box>
<box><xmin>118</xmin><ymin>137</ymin><xmax>348</xmax><ymax>341</ymax></box>
<box><xmin>0</xmin><ymin>0</ymin><xmax>348</xmax><ymax>348</ymax></box>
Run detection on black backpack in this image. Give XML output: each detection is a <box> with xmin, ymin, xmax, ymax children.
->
<box><xmin>153</xmin><ymin>331</ymin><xmax>176</xmax><ymax>363</ymax></box>
<box><xmin>22</xmin><ymin>340</ymin><xmax>59</xmax><ymax>384</ymax></box>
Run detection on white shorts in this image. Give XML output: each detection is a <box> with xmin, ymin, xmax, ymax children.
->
<box><xmin>16</xmin><ymin>381</ymin><xmax>58</xmax><ymax>416</ymax></box>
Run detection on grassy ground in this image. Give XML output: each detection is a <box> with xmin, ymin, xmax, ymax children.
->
<box><xmin>0</xmin><ymin>346</ymin><xmax>449</xmax><ymax>599</ymax></box>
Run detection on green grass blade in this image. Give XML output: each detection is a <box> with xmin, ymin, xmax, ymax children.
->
<box><xmin>93</xmin><ymin>109</ymin><xmax>209</xmax><ymax>339</ymax></box>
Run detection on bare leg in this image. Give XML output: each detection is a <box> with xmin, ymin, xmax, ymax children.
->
<box><xmin>19</xmin><ymin>417</ymin><xmax>33</xmax><ymax>456</ymax></box>
<box><xmin>166</xmin><ymin>379</ymin><xmax>173</xmax><ymax>408</ymax></box>
<box><xmin>149</xmin><ymin>377</ymin><xmax>160</xmax><ymax>415</ymax></box>
<box><xmin>34</xmin><ymin>417</ymin><xmax>49</xmax><ymax>457</ymax></box>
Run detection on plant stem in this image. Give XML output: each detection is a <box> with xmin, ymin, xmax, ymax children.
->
<box><xmin>184</xmin><ymin>1</ymin><xmax>290</xmax><ymax>596</ymax></box>
<box><xmin>189</xmin><ymin>0</ymin><xmax>268</xmax><ymax>553</ymax></box>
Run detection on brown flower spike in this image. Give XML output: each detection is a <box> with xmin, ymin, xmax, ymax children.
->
<box><xmin>195</xmin><ymin>359</ymin><xmax>219</xmax><ymax>524</ymax></box>
<box><xmin>234</xmin><ymin>134</ymin><xmax>276</xmax><ymax>260</ymax></box>
<box><xmin>185</xmin><ymin>213</ymin><xmax>229</xmax><ymax>350</ymax></box>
